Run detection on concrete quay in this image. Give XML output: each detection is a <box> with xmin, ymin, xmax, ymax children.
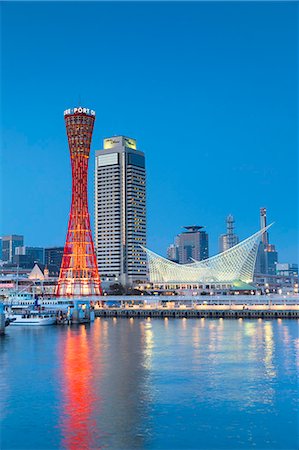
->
<box><xmin>0</xmin><ymin>302</ymin><xmax>6</xmax><ymax>334</ymax></box>
<box><xmin>95</xmin><ymin>306</ymin><xmax>299</xmax><ymax>319</ymax></box>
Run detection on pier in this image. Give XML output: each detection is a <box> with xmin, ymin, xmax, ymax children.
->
<box><xmin>56</xmin><ymin>299</ymin><xmax>95</xmax><ymax>325</ymax></box>
<box><xmin>93</xmin><ymin>294</ymin><xmax>299</xmax><ymax>319</ymax></box>
<box><xmin>95</xmin><ymin>306</ymin><xmax>299</xmax><ymax>319</ymax></box>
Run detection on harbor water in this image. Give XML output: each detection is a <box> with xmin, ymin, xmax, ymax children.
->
<box><xmin>0</xmin><ymin>318</ymin><xmax>298</xmax><ymax>449</ymax></box>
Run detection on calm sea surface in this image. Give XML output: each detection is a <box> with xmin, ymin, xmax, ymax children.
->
<box><xmin>0</xmin><ymin>318</ymin><xmax>298</xmax><ymax>450</ymax></box>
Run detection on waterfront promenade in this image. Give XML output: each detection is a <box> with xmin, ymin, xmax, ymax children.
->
<box><xmin>94</xmin><ymin>295</ymin><xmax>299</xmax><ymax>319</ymax></box>
<box><xmin>95</xmin><ymin>306</ymin><xmax>299</xmax><ymax>319</ymax></box>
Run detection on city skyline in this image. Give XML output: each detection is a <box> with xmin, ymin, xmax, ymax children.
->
<box><xmin>1</xmin><ymin>2</ymin><xmax>298</xmax><ymax>262</ymax></box>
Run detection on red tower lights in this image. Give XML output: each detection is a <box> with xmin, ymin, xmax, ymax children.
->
<box><xmin>56</xmin><ymin>107</ymin><xmax>101</xmax><ymax>296</ymax></box>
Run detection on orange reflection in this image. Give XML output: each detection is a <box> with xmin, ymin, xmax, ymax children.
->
<box><xmin>60</xmin><ymin>325</ymin><xmax>101</xmax><ymax>449</ymax></box>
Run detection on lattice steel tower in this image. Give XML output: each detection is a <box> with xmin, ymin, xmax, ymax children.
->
<box><xmin>56</xmin><ymin>107</ymin><xmax>101</xmax><ymax>296</ymax></box>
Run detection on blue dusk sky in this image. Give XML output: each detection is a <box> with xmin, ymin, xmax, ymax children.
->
<box><xmin>1</xmin><ymin>1</ymin><xmax>298</xmax><ymax>262</ymax></box>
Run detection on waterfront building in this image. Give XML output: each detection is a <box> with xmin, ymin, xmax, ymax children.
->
<box><xmin>255</xmin><ymin>208</ymin><xmax>278</xmax><ymax>275</ymax></box>
<box><xmin>276</xmin><ymin>263</ymin><xmax>298</xmax><ymax>277</ymax></box>
<box><xmin>13</xmin><ymin>246</ymin><xmax>45</xmax><ymax>268</ymax></box>
<box><xmin>142</xmin><ymin>225</ymin><xmax>271</xmax><ymax>290</ymax></box>
<box><xmin>95</xmin><ymin>136</ymin><xmax>147</xmax><ymax>287</ymax></box>
<box><xmin>29</xmin><ymin>263</ymin><xmax>60</xmax><ymax>280</ymax></box>
<box><xmin>253</xmin><ymin>272</ymin><xmax>298</xmax><ymax>294</ymax></box>
<box><xmin>167</xmin><ymin>226</ymin><xmax>208</xmax><ymax>264</ymax></box>
<box><xmin>56</xmin><ymin>107</ymin><xmax>101</xmax><ymax>296</ymax></box>
<box><xmin>1</xmin><ymin>235</ymin><xmax>24</xmax><ymax>262</ymax></box>
<box><xmin>44</xmin><ymin>247</ymin><xmax>64</xmax><ymax>273</ymax></box>
<box><xmin>219</xmin><ymin>214</ymin><xmax>239</xmax><ymax>252</ymax></box>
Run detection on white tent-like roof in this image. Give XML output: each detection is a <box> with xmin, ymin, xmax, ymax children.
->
<box><xmin>142</xmin><ymin>225</ymin><xmax>272</xmax><ymax>284</ymax></box>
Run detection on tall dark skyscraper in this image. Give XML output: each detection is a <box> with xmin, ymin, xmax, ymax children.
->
<box><xmin>260</xmin><ymin>207</ymin><xmax>269</xmax><ymax>246</ymax></box>
<box><xmin>167</xmin><ymin>226</ymin><xmax>209</xmax><ymax>264</ymax></box>
<box><xmin>255</xmin><ymin>207</ymin><xmax>278</xmax><ymax>275</ymax></box>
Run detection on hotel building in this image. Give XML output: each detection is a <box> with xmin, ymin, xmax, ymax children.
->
<box><xmin>95</xmin><ymin>136</ymin><xmax>147</xmax><ymax>287</ymax></box>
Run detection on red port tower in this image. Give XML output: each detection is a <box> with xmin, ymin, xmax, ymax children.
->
<box><xmin>56</xmin><ymin>107</ymin><xmax>101</xmax><ymax>296</ymax></box>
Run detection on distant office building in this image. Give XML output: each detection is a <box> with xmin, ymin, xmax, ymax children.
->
<box><xmin>219</xmin><ymin>214</ymin><xmax>239</xmax><ymax>253</ymax></box>
<box><xmin>178</xmin><ymin>226</ymin><xmax>209</xmax><ymax>263</ymax></box>
<box><xmin>255</xmin><ymin>244</ymin><xmax>266</xmax><ymax>275</ymax></box>
<box><xmin>1</xmin><ymin>235</ymin><xmax>24</xmax><ymax>262</ymax></box>
<box><xmin>167</xmin><ymin>226</ymin><xmax>209</xmax><ymax>264</ymax></box>
<box><xmin>167</xmin><ymin>243</ymin><xmax>179</xmax><ymax>262</ymax></box>
<box><xmin>95</xmin><ymin>136</ymin><xmax>147</xmax><ymax>286</ymax></box>
<box><xmin>13</xmin><ymin>246</ymin><xmax>44</xmax><ymax>269</ymax></box>
<box><xmin>0</xmin><ymin>238</ymin><xmax>2</xmax><ymax>260</ymax></box>
<box><xmin>15</xmin><ymin>246</ymin><xmax>26</xmax><ymax>256</ymax></box>
<box><xmin>276</xmin><ymin>263</ymin><xmax>298</xmax><ymax>277</ymax></box>
<box><xmin>45</xmin><ymin>247</ymin><xmax>64</xmax><ymax>273</ymax></box>
<box><xmin>255</xmin><ymin>208</ymin><xmax>278</xmax><ymax>275</ymax></box>
<box><xmin>265</xmin><ymin>244</ymin><xmax>278</xmax><ymax>275</ymax></box>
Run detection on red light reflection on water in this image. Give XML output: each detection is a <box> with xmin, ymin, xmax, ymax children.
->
<box><xmin>59</xmin><ymin>325</ymin><xmax>101</xmax><ymax>450</ymax></box>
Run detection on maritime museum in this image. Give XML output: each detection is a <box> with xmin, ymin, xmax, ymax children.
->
<box><xmin>142</xmin><ymin>226</ymin><xmax>271</xmax><ymax>292</ymax></box>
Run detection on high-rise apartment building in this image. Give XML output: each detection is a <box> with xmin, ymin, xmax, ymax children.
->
<box><xmin>95</xmin><ymin>136</ymin><xmax>147</xmax><ymax>286</ymax></box>
<box><xmin>219</xmin><ymin>214</ymin><xmax>239</xmax><ymax>253</ymax></box>
<box><xmin>167</xmin><ymin>226</ymin><xmax>209</xmax><ymax>264</ymax></box>
<box><xmin>1</xmin><ymin>235</ymin><xmax>24</xmax><ymax>262</ymax></box>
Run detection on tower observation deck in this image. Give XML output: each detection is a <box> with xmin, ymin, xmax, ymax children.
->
<box><xmin>56</xmin><ymin>107</ymin><xmax>101</xmax><ymax>296</ymax></box>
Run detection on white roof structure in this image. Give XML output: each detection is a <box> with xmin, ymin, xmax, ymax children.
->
<box><xmin>28</xmin><ymin>263</ymin><xmax>45</xmax><ymax>281</ymax></box>
<box><xmin>142</xmin><ymin>225</ymin><xmax>272</xmax><ymax>284</ymax></box>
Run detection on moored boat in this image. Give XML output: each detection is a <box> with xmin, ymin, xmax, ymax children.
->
<box><xmin>7</xmin><ymin>311</ymin><xmax>56</xmax><ymax>326</ymax></box>
<box><xmin>4</xmin><ymin>292</ymin><xmax>74</xmax><ymax>313</ymax></box>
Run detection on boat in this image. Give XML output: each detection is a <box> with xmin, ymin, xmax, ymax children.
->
<box><xmin>39</xmin><ymin>298</ymin><xmax>74</xmax><ymax>312</ymax></box>
<box><xmin>7</xmin><ymin>311</ymin><xmax>57</xmax><ymax>326</ymax></box>
<box><xmin>3</xmin><ymin>268</ymin><xmax>73</xmax><ymax>313</ymax></box>
<box><xmin>4</xmin><ymin>292</ymin><xmax>74</xmax><ymax>313</ymax></box>
<box><xmin>6</xmin><ymin>291</ymin><xmax>36</xmax><ymax>310</ymax></box>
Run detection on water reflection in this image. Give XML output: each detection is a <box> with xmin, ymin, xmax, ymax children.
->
<box><xmin>277</xmin><ymin>320</ymin><xmax>296</xmax><ymax>374</ymax></box>
<box><xmin>263</xmin><ymin>322</ymin><xmax>276</xmax><ymax>378</ymax></box>
<box><xmin>142</xmin><ymin>320</ymin><xmax>154</xmax><ymax>371</ymax></box>
<box><xmin>1</xmin><ymin>319</ymin><xmax>298</xmax><ymax>450</ymax></box>
<box><xmin>0</xmin><ymin>336</ymin><xmax>10</xmax><ymax>422</ymax></box>
<box><xmin>58</xmin><ymin>318</ymin><xmax>153</xmax><ymax>449</ymax></box>
<box><xmin>59</xmin><ymin>325</ymin><xmax>102</xmax><ymax>450</ymax></box>
<box><xmin>96</xmin><ymin>319</ymin><xmax>152</xmax><ymax>449</ymax></box>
